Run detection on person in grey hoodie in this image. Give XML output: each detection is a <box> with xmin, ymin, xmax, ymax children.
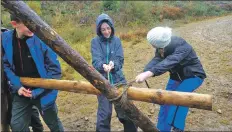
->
<box><xmin>91</xmin><ymin>13</ymin><xmax>137</xmax><ymax>132</ymax></box>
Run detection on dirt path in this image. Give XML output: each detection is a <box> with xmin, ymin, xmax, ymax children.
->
<box><xmin>170</xmin><ymin>15</ymin><xmax>232</xmax><ymax>131</ymax></box>
<box><xmin>42</xmin><ymin>15</ymin><xmax>232</xmax><ymax>131</ymax></box>
<box><xmin>123</xmin><ymin>15</ymin><xmax>232</xmax><ymax>131</ymax></box>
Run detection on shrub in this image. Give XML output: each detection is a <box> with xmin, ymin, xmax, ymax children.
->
<box><xmin>26</xmin><ymin>1</ymin><xmax>42</xmax><ymax>16</ymax></box>
<box><xmin>163</xmin><ymin>6</ymin><xmax>184</xmax><ymax>20</ymax></box>
<box><xmin>101</xmin><ymin>1</ymin><xmax>120</xmax><ymax>12</ymax></box>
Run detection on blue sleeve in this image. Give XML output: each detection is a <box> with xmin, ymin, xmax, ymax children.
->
<box><xmin>144</xmin><ymin>49</ymin><xmax>162</xmax><ymax>72</ymax></box>
<box><xmin>110</xmin><ymin>38</ymin><xmax>124</xmax><ymax>73</ymax></box>
<box><xmin>32</xmin><ymin>88</ymin><xmax>44</xmax><ymax>99</ymax></box>
<box><xmin>2</xmin><ymin>48</ymin><xmax>22</xmax><ymax>92</ymax></box>
<box><xmin>91</xmin><ymin>38</ymin><xmax>105</xmax><ymax>72</ymax></box>
<box><xmin>43</xmin><ymin>44</ymin><xmax>61</xmax><ymax>79</ymax></box>
<box><xmin>149</xmin><ymin>44</ymin><xmax>192</xmax><ymax>76</ymax></box>
<box><xmin>32</xmin><ymin>41</ymin><xmax>61</xmax><ymax>99</ymax></box>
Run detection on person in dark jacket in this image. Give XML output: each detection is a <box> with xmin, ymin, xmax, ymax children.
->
<box><xmin>91</xmin><ymin>13</ymin><xmax>137</xmax><ymax>132</ymax></box>
<box><xmin>135</xmin><ymin>27</ymin><xmax>206</xmax><ymax>132</ymax></box>
<box><xmin>1</xmin><ymin>22</ymin><xmax>12</xmax><ymax>131</ymax></box>
<box><xmin>1</xmin><ymin>24</ymin><xmax>44</xmax><ymax>132</ymax></box>
<box><xmin>2</xmin><ymin>15</ymin><xmax>63</xmax><ymax>131</ymax></box>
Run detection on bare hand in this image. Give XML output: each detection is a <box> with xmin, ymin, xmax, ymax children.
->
<box><xmin>135</xmin><ymin>71</ymin><xmax>154</xmax><ymax>83</ymax></box>
<box><xmin>103</xmin><ymin>64</ymin><xmax>112</xmax><ymax>72</ymax></box>
<box><xmin>109</xmin><ymin>61</ymin><xmax>114</xmax><ymax>69</ymax></box>
<box><xmin>18</xmin><ymin>87</ymin><xmax>32</xmax><ymax>97</ymax></box>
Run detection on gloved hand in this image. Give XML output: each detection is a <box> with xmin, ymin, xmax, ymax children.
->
<box><xmin>135</xmin><ymin>71</ymin><xmax>154</xmax><ymax>83</ymax></box>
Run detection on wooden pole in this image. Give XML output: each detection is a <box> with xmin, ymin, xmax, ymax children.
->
<box><xmin>1</xmin><ymin>1</ymin><xmax>157</xmax><ymax>131</ymax></box>
<box><xmin>21</xmin><ymin>77</ymin><xmax>212</xmax><ymax>110</ymax></box>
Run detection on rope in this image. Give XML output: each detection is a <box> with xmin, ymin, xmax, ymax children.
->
<box><xmin>108</xmin><ymin>80</ymin><xmax>135</xmax><ymax>103</ymax></box>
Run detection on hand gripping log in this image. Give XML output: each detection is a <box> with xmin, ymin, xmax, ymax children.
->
<box><xmin>1</xmin><ymin>1</ymin><xmax>158</xmax><ymax>131</ymax></box>
<box><xmin>20</xmin><ymin>77</ymin><xmax>212</xmax><ymax>111</ymax></box>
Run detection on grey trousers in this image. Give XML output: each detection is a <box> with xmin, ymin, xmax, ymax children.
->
<box><xmin>10</xmin><ymin>94</ymin><xmax>64</xmax><ymax>132</ymax></box>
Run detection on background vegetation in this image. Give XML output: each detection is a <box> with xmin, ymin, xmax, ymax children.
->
<box><xmin>2</xmin><ymin>1</ymin><xmax>232</xmax><ymax>80</ymax></box>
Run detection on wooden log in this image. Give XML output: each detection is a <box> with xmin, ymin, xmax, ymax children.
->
<box><xmin>21</xmin><ymin>77</ymin><xmax>212</xmax><ymax>110</ymax></box>
<box><xmin>1</xmin><ymin>1</ymin><xmax>157</xmax><ymax>131</ymax></box>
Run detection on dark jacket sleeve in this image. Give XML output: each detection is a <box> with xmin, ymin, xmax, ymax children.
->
<box><xmin>144</xmin><ymin>49</ymin><xmax>162</xmax><ymax>72</ymax></box>
<box><xmin>149</xmin><ymin>44</ymin><xmax>192</xmax><ymax>76</ymax></box>
<box><xmin>91</xmin><ymin>38</ymin><xmax>105</xmax><ymax>72</ymax></box>
<box><xmin>110</xmin><ymin>38</ymin><xmax>124</xmax><ymax>73</ymax></box>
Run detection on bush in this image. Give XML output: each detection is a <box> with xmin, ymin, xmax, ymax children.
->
<box><xmin>119</xmin><ymin>28</ymin><xmax>147</xmax><ymax>42</ymax></box>
<box><xmin>26</xmin><ymin>1</ymin><xmax>42</xmax><ymax>16</ymax></box>
<box><xmin>183</xmin><ymin>2</ymin><xmax>209</xmax><ymax>17</ymax></box>
<box><xmin>163</xmin><ymin>6</ymin><xmax>184</xmax><ymax>20</ymax></box>
<box><xmin>101</xmin><ymin>1</ymin><xmax>120</xmax><ymax>12</ymax></box>
<box><xmin>2</xmin><ymin>1</ymin><xmax>231</xmax><ymax>81</ymax></box>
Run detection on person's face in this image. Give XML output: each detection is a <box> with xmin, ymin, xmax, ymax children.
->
<box><xmin>158</xmin><ymin>48</ymin><xmax>164</xmax><ymax>57</ymax></box>
<box><xmin>100</xmin><ymin>22</ymin><xmax>111</xmax><ymax>38</ymax></box>
<box><xmin>152</xmin><ymin>44</ymin><xmax>164</xmax><ymax>57</ymax></box>
<box><xmin>10</xmin><ymin>21</ymin><xmax>34</xmax><ymax>37</ymax></box>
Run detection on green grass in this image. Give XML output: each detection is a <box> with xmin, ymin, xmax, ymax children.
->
<box><xmin>220</xmin><ymin>119</ymin><xmax>230</xmax><ymax>125</ymax></box>
<box><xmin>2</xmin><ymin>1</ymin><xmax>232</xmax><ymax>80</ymax></box>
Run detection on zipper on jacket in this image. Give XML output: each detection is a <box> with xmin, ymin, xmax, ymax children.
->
<box><xmin>176</xmin><ymin>72</ymin><xmax>182</xmax><ymax>81</ymax></box>
<box><xmin>106</xmin><ymin>41</ymin><xmax>113</xmax><ymax>84</ymax></box>
<box><xmin>170</xmin><ymin>69</ymin><xmax>182</xmax><ymax>81</ymax></box>
<box><xmin>17</xmin><ymin>39</ymin><xmax>24</xmax><ymax>72</ymax></box>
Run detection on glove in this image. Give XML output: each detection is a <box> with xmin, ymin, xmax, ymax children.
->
<box><xmin>135</xmin><ymin>71</ymin><xmax>154</xmax><ymax>83</ymax></box>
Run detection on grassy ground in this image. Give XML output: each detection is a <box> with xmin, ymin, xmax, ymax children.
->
<box><xmin>40</xmin><ymin>15</ymin><xmax>232</xmax><ymax>131</ymax></box>
<box><xmin>1</xmin><ymin>1</ymin><xmax>232</xmax><ymax>131</ymax></box>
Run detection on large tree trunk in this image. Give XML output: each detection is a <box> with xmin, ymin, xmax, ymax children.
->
<box><xmin>20</xmin><ymin>77</ymin><xmax>212</xmax><ymax>110</ymax></box>
<box><xmin>1</xmin><ymin>1</ymin><xmax>157</xmax><ymax>131</ymax></box>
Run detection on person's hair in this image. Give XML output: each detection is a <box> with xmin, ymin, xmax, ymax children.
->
<box><xmin>10</xmin><ymin>14</ymin><xmax>21</xmax><ymax>22</ymax></box>
<box><xmin>99</xmin><ymin>20</ymin><xmax>114</xmax><ymax>36</ymax></box>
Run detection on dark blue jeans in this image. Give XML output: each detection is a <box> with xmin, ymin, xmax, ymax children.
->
<box><xmin>96</xmin><ymin>94</ymin><xmax>137</xmax><ymax>132</ymax></box>
<box><xmin>30</xmin><ymin>106</ymin><xmax>44</xmax><ymax>132</ymax></box>
<box><xmin>1</xmin><ymin>92</ymin><xmax>43</xmax><ymax>132</ymax></box>
<box><xmin>10</xmin><ymin>94</ymin><xmax>63</xmax><ymax>132</ymax></box>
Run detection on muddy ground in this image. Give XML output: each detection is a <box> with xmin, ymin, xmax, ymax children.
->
<box><xmin>41</xmin><ymin>15</ymin><xmax>232</xmax><ymax>131</ymax></box>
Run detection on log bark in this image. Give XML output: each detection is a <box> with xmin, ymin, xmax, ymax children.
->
<box><xmin>1</xmin><ymin>1</ymin><xmax>157</xmax><ymax>131</ymax></box>
<box><xmin>21</xmin><ymin>77</ymin><xmax>212</xmax><ymax>110</ymax></box>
